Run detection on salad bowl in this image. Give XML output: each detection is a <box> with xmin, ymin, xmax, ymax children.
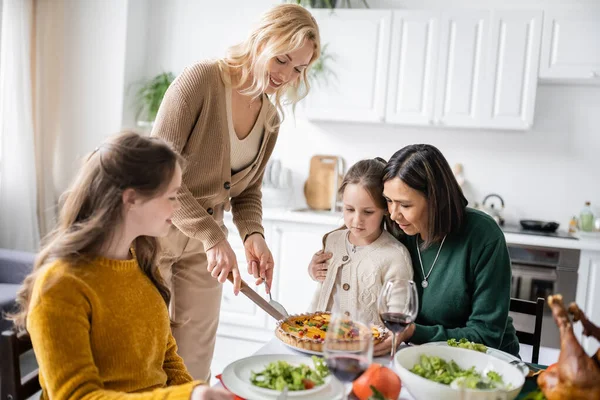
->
<box><xmin>395</xmin><ymin>345</ymin><xmax>525</xmax><ymax>400</ymax></box>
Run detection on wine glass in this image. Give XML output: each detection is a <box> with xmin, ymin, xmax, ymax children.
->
<box><xmin>323</xmin><ymin>313</ymin><xmax>373</xmax><ymax>400</ymax></box>
<box><xmin>377</xmin><ymin>279</ymin><xmax>419</xmax><ymax>365</ymax></box>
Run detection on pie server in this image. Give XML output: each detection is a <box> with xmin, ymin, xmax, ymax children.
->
<box><xmin>227</xmin><ymin>272</ymin><xmax>286</xmax><ymax>321</ymax></box>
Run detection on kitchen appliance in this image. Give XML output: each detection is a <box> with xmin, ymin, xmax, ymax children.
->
<box><xmin>304</xmin><ymin>155</ymin><xmax>344</xmax><ymax>211</ymax></box>
<box><xmin>508</xmin><ymin>243</ymin><xmax>580</xmax><ymax>349</ymax></box>
<box><xmin>519</xmin><ymin>220</ymin><xmax>560</xmax><ymax>233</ymax></box>
<box><xmin>502</xmin><ymin>224</ymin><xmax>576</xmax><ymax>240</ymax></box>
<box><xmin>474</xmin><ymin>194</ymin><xmax>505</xmax><ymax>226</ymax></box>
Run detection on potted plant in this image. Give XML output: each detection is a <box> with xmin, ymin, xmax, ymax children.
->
<box><xmin>135</xmin><ymin>72</ymin><xmax>175</xmax><ymax>128</ymax></box>
<box><xmin>289</xmin><ymin>0</ymin><xmax>369</xmax><ymax>8</ymax></box>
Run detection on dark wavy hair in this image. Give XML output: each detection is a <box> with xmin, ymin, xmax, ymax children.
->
<box><xmin>383</xmin><ymin>144</ymin><xmax>467</xmax><ymax>249</ymax></box>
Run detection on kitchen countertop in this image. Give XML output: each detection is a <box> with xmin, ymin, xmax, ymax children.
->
<box><xmin>255</xmin><ymin>208</ymin><xmax>600</xmax><ymax>252</ymax></box>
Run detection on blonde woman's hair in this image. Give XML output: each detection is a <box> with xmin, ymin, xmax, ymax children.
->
<box><xmin>9</xmin><ymin>131</ymin><xmax>184</xmax><ymax>332</ymax></box>
<box><xmin>218</xmin><ymin>4</ymin><xmax>321</xmax><ymax>132</ymax></box>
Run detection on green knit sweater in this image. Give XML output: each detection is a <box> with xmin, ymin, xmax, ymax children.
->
<box><xmin>400</xmin><ymin>208</ymin><xmax>519</xmax><ymax>356</ymax></box>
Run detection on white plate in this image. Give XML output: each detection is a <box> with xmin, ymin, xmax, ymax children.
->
<box><xmin>221</xmin><ymin>354</ymin><xmax>343</xmax><ymax>400</ymax></box>
<box><xmin>279</xmin><ymin>340</ymin><xmax>324</xmax><ymax>356</ymax></box>
<box><xmin>422</xmin><ymin>342</ymin><xmax>528</xmax><ymax>376</ymax></box>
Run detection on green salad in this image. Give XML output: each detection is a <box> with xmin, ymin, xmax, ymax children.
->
<box><xmin>250</xmin><ymin>356</ymin><xmax>329</xmax><ymax>391</ymax></box>
<box><xmin>447</xmin><ymin>338</ymin><xmax>488</xmax><ymax>353</ymax></box>
<box><xmin>410</xmin><ymin>355</ymin><xmax>507</xmax><ymax>390</ymax></box>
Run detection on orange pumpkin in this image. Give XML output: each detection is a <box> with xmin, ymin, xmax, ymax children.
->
<box><xmin>352</xmin><ymin>363</ymin><xmax>402</xmax><ymax>400</ymax></box>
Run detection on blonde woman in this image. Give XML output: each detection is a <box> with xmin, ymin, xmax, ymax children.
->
<box><xmin>151</xmin><ymin>4</ymin><xmax>321</xmax><ymax>380</ymax></box>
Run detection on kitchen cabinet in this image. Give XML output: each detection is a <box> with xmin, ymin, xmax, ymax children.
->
<box><xmin>302</xmin><ymin>9</ymin><xmax>392</xmax><ymax>122</ymax></box>
<box><xmin>539</xmin><ymin>11</ymin><xmax>600</xmax><ymax>81</ymax></box>
<box><xmin>218</xmin><ymin>221</ymin><xmax>270</xmax><ymax>338</ymax></box>
<box><xmin>385</xmin><ymin>11</ymin><xmax>439</xmax><ymax>125</ymax></box>
<box><xmin>575</xmin><ymin>250</ymin><xmax>600</xmax><ymax>355</ymax></box>
<box><xmin>433</xmin><ymin>10</ymin><xmax>490</xmax><ymax>128</ymax></box>
<box><xmin>480</xmin><ymin>10</ymin><xmax>543</xmax><ymax>129</ymax></box>
<box><xmin>270</xmin><ymin>221</ymin><xmax>335</xmax><ymax>316</ymax></box>
<box><xmin>308</xmin><ymin>9</ymin><xmax>542</xmax><ymax>130</ymax></box>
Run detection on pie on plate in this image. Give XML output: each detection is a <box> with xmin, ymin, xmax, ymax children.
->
<box><xmin>275</xmin><ymin>312</ymin><xmax>387</xmax><ymax>353</ymax></box>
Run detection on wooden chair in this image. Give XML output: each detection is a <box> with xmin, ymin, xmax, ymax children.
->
<box><xmin>510</xmin><ymin>297</ymin><xmax>544</xmax><ymax>364</ymax></box>
<box><xmin>0</xmin><ymin>330</ymin><xmax>40</xmax><ymax>400</ymax></box>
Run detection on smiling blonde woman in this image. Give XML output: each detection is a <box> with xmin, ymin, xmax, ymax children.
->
<box><xmin>151</xmin><ymin>4</ymin><xmax>321</xmax><ymax>380</ymax></box>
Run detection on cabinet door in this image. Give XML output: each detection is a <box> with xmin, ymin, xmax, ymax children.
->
<box><xmin>540</xmin><ymin>11</ymin><xmax>600</xmax><ymax>80</ymax></box>
<box><xmin>385</xmin><ymin>11</ymin><xmax>439</xmax><ymax>125</ymax></box>
<box><xmin>303</xmin><ymin>10</ymin><xmax>392</xmax><ymax>122</ymax></box>
<box><xmin>434</xmin><ymin>11</ymin><xmax>489</xmax><ymax>127</ymax></box>
<box><xmin>219</xmin><ymin>221</ymin><xmax>269</xmax><ymax>329</ymax></box>
<box><xmin>576</xmin><ymin>250</ymin><xmax>600</xmax><ymax>355</ymax></box>
<box><xmin>481</xmin><ymin>10</ymin><xmax>542</xmax><ymax>130</ymax></box>
<box><xmin>272</xmin><ymin>222</ymin><xmax>337</xmax><ymax>316</ymax></box>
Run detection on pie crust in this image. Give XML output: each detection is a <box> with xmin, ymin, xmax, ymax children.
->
<box><xmin>275</xmin><ymin>312</ymin><xmax>387</xmax><ymax>353</ymax></box>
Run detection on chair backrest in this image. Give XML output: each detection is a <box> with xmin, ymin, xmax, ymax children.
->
<box><xmin>0</xmin><ymin>330</ymin><xmax>40</xmax><ymax>400</ymax></box>
<box><xmin>509</xmin><ymin>297</ymin><xmax>544</xmax><ymax>364</ymax></box>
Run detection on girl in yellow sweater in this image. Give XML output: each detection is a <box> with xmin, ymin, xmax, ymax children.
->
<box><xmin>10</xmin><ymin>132</ymin><xmax>232</xmax><ymax>399</ymax></box>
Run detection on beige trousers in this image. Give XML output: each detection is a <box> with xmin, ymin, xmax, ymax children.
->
<box><xmin>158</xmin><ymin>210</ymin><xmax>227</xmax><ymax>381</ymax></box>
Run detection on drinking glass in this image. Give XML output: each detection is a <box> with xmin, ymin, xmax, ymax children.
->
<box><xmin>377</xmin><ymin>279</ymin><xmax>419</xmax><ymax>365</ymax></box>
<box><xmin>323</xmin><ymin>313</ymin><xmax>373</xmax><ymax>400</ymax></box>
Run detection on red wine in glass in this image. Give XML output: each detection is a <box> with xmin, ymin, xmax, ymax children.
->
<box><xmin>325</xmin><ymin>354</ymin><xmax>370</xmax><ymax>383</ymax></box>
<box><xmin>380</xmin><ymin>312</ymin><xmax>414</xmax><ymax>333</ymax></box>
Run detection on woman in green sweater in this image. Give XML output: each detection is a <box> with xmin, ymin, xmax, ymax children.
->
<box><xmin>381</xmin><ymin>144</ymin><xmax>520</xmax><ymax>357</ymax></box>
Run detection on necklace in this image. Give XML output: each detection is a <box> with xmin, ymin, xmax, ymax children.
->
<box><xmin>416</xmin><ymin>235</ymin><xmax>447</xmax><ymax>288</ymax></box>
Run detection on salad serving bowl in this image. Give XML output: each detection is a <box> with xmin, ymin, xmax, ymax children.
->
<box><xmin>395</xmin><ymin>345</ymin><xmax>525</xmax><ymax>400</ymax></box>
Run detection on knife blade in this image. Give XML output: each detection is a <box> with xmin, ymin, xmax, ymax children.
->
<box><xmin>227</xmin><ymin>272</ymin><xmax>285</xmax><ymax>321</ymax></box>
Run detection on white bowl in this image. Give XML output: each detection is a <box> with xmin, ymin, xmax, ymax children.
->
<box><xmin>394</xmin><ymin>345</ymin><xmax>525</xmax><ymax>400</ymax></box>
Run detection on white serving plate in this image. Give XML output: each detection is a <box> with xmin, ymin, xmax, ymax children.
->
<box><xmin>221</xmin><ymin>354</ymin><xmax>342</xmax><ymax>400</ymax></box>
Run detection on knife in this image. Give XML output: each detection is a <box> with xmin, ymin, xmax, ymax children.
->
<box><xmin>227</xmin><ymin>272</ymin><xmax>285</xmax><ymax>321</ymax></box>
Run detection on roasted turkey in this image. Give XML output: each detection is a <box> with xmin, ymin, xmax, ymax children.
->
<box><xmin>537</xmin><ymin>294</ymin><xmax>600</xmax><ymax>400</ymax></box>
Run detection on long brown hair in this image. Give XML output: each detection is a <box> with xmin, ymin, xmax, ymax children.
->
<box><xmin>322</xmin><ymin>158</ymin><xmax>388</xmax><ymax>248</ymax></box>
<box><xmin>10</xmin><ymin>131</ymin><xmax>183</xmax><ymax>332</ymax></box>
<box><xmin>218</xmin><ymin>4</ymin><xmax>321</xmax><ymax>133</ymax></box>
<box><xmin>383</xmin><ymin>144</ymin><xmax>467</xmax><ymax>249</ymax></box>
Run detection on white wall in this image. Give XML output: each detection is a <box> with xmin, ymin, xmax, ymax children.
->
<box><xmin>120</xmin><ymin>0</ymin><xmax>600</xmax><ymax>228</ymax></box>
<box><xmin>48</xmin><ymin>0</ymin><xmax>129</xmax><ymax>195</ymax></box>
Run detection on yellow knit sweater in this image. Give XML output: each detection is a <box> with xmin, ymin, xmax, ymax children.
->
<box><xmin>27</xmin><ymin>256</ymin><xmax>203</xmax><ymax>399</ymax></box>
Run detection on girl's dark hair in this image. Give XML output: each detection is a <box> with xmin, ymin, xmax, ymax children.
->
<box><xmin>322</xmin><ymin>158</ymin><xmax>389</xmax><ymax>248</ymax></box>
<box><xmin>10</xmin><ymin>131</ymin><xmax>184</xmax><ymax>332</ymax></box>
<box><xmin>383</xmin><ymin>144</ymin><xmax>467</xmax><ymax>249</ymax></box>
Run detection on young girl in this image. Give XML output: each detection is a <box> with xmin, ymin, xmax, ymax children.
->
<box><xmin>10</xmin><ymin>132</ymin><xmax>232</xmax><ymax>400</ymax></box>
<box><xmin>308</xmin><ymin>158</ymin><xmax>413</xmax><ymax>334</ymax></box>
<box><xmin>152</xmin><ymin>3</ymin><xmax>320</xmax><ymax>379</ymax></box>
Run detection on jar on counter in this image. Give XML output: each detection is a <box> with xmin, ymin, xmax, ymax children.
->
<box><xmin>580</xmin><ymin>201</ymin><xmax>595</xmax><ymax>232</ymax></box>
<box><xmin>569</xmin><ymin>216</ymin><xmax>578</xmax><ymax>234</ymax></box>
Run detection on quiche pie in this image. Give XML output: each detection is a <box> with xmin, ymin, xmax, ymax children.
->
<box><xmin>275</xmin><ymin>312</ymin><xmax>387</xmax><ymax>353</ymax></box>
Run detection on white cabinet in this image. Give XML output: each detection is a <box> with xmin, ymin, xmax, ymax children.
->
<box><xmin>271</xmin><ymin>221</ymin><xmax>337</xmax><ymax>316</ymax></box>
<box><xmin>434</xmin><ymin>11</ymin><xmax>490</xmax><ymax>127</ymax></box>
<box><xmin>219</xmin><ymin>221</ymin><xmax>270</xmax><ymax>335</ymax></box>
<box><xmin>540</xmin><ymin>11</ymin><xmax>600</xmax><ymax>80</ymax></box>
<box><xmin>575</xmin><ymin>250</ymin><xmax>600</xmax><ymax>355</ymax></box>
<box><xmin>385</xmin><ymin>11</ymin><xmax>439</xmax><ymax>125</ymax></box>
<box><xmin>311</xmin><ymin>9</ymin><xmax>541</xmax><ymax>130</ymax></box>
<box><xmin>303</xmin><ymin>10</ymin><xmax>392</xmax><ymax>122</ymax></box>
<box><xmin>480</xmin><ymin>10</ymin><xmax>543</xmax><ymax>129</ymax></box>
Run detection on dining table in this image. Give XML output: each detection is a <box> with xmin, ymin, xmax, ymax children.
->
<box><xmin>215</xmin><ymin>338</ymin><xmax>551</xmax><ymax>400</ymax></box>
